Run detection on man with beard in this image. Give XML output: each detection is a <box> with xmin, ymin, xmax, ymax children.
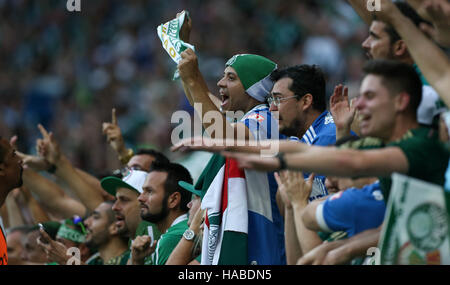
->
<box><xmin>269</xmin><ymin>65</ymin><xmax>337</xmax><ymax>201</ymax></box>
<box><xmin>0</xmin><ymin>138</ymin><xmax>24</xmax><ymax>265</ymax></box>
<box><xmin>101</xmin><ymin>169</ymin><xmax>158</xmax><ymax>244</ymax></box>
<box><xmin>350</xmin><ymin>0</ymin><xmax>446</xmax><ymax>127</ymax></box>
<box><xmin>84</xmin><ymin>201</ymin><xmax>130</xmax><ymax>265</ymax></box>
<box><xmin>130</xmin><ymin>162</ymin><xmax>193</xmax><ymax>265</ymax></box>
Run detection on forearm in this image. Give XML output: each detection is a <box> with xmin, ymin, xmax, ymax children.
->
<box><xmin>75</xmin><ymin>169</ymin><xmax>113</xmax><ymax>200</ymax></box>
<box><xmin>284</xmin><ymin>147</ymin><xmax>361</xmax><ymax>177</ymax></box>
<box><xmin>25</xmin><ymin>195</ymin><xmax>50</xmax><ymax>223</ymax></box>
<box><xmin>284</xmin><ymin>147</ymin><xmax>405</xmax><ymax>178</ymax></box>
<box><xmin>347</xmin><ymin>0</ymin><xmax>373</xmax><ymax>25</ymax></box>
<box><xmin>5</xmin><ymin>194</ymin><xmax>25</xmax><ymax>227</ymax></box>
<box><xmin>23</xmin><ymin>169</ymin><xmax>86</xmax><ymax>217</ymax></box>
<box><xmin>183</xmin><ymin>77</ymin><xmax>235</xmax><ymax>139</ymax></box>
<box><xmin>389</xmin><ymin>9</ymin><xmax>450</xmax><ymax>105</ymax></box>
<box><xmin>225</xmin><ymin>139</ymin><xmax>306</xmax><ymax>154</ymax></box>
<box><xmin>181</xmin><ymin>79</ymin><xmax>195</xmax><ymax>106</ymax></box>
<box><xmin>292</xmin><ymin>203</ymin><xmax>323</xmax><ymax>254</ymax></box>
<box><xmin>55</xmin><ymin>156</ymin><xmax>105</xmax><ymax>211</ymax></box>
<box><xmin>284</xmin><ymin>207</ymin><xmax>303</xmax><ymax>264</ymax></box>
<box><xmin>344</xmin><ymin>226</ymin><xmax>381</xmax><ymax>257</ymax></box>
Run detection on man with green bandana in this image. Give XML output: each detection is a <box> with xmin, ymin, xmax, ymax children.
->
<box><xmin>175</xmin><ymin>14</ymin><xmax>285</xmax><ymax>265</ymax></box>
<box><xmin>54</xmin><ymin>218</ymin><xmax>91</xmax><ymax>263</ymax></box>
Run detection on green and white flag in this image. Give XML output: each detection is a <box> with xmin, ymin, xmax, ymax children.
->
<box><xmin>379</xmin><ymin>173</ymin><xmax>450</xmax><ymax>265</ymax></box>
<box><xmin>156</xmin><ymin>10</ymin><xmax>195</xmax><ymax>80</ymax></box>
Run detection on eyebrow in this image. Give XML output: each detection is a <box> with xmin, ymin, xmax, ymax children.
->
<box><xmin>271</xmin><ymin>92</ymin><xmax>283</xmax><ymax>97</ymax></box>
<box><xmin>369</xmin><ymin>31</ymin><xmax>380</xmax><ymax>39</ymax></box>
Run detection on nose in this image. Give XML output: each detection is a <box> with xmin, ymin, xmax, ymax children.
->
<box><xmin>137</xmin><ymin>193</ymin><xmax>145</xmax><ymax>204</ymax></box>
<box><xmin>217</xmin><ymin>76</ymin><xmax>226</xmax><ymax>88</ymax></box>
<box><xmin>112</xmin><ymin>200</ymin><xmax>119</xmax><ymax>212</ymax></box>
<box><xmin>362</xmin><ymin>37</ymin><xmax>370</xmax><ymax>50</ymax></box>
<box><xmin>354</xmin><ymin>96</ymin><xmax>364</xmax><ymax>111</ymax></box>
<box><xmin>269</xmin><ymin>102</ymin><xmax>278</xmax><ymax>112</ymax></box>
<box><xmin>84</xmin><ymin>216</ymin><xmax>91</xmax><ymax>228</ymax></box>
<box><xmin>187</xmin><ymin>200</ymin><xmax>193</xmax><ymax>209</ymax></box>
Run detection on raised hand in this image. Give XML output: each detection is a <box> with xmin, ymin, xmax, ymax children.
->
<box><xmin>10</xmin><ymin>135</ymin><xmax>50</xmax><ymax>171</ymax></box>
<box><xmin>37</xmin><ymin>227</ymin><xmax>71</xmax><ymax>265</ymax></box>
<box><xmin>102</xmin><ymin>108</ymin><xmax>127</xmax><ymax>157</ymax></box>
<box><xmin>131</xmin><ymin>235</ymin><xmax>157</xmax><ymax>265</ymax></box>
<box><xmin>178</xmin><ymin>48</ymin><xmax>201</xmax><ymax>83</ymax></box>
<box><xmin>276</xmin><ymin>171</ymin><xmax>315</xmax><ymax>208</ymax></box>
<box><xmin>36</xmin><ymin>124</ymin><xmax>61</xmax><ymax>165</ymax></box>
<box><xmin>178</xmin><ymin>10</ymin><xmax>192</xmax><ymax>43</ymax></box>
<box><xmin>330</xmin><ymin>85</ymin><xmax>355</xmax><ymax>128</ymax></box>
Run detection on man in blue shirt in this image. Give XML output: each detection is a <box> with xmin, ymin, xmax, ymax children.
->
<box><xmin>269</xmin><ymin>65</ymin><xmax>337</xmax><ymax>200</ymax></box>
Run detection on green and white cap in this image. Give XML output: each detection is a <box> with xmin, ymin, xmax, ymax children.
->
<box><xmin>101</xmin><ymin>169</ymin><xmax>148</xmax><ymax>196</ymax></box>
<box><xmin>226</xmin><ymin>54</ymin><xmax>277</xmax><ymax>102</ymax></box>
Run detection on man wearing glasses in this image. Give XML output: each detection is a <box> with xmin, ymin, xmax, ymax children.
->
<box><xmin>268</xmin><ymin>64</ymin><xmax>337</xmax><ymax>201</ymax></box>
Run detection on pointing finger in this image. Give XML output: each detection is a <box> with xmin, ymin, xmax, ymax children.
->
<box><xmin>112</xmin><ymin>108</ymin><xmax>117</xmax><ymax>125</ymax></box>
<box><xmin>37</xmin><ymin>124</ymin><xmax>50</xmax><ymax>139</ymax></box>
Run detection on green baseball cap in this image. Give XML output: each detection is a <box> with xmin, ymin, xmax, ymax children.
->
<box><xmin>101</xmin><ymin>169</ymin><xmax>148</xmax><ymax>196</ymax></box>
<box><xmin>178</xmin><ymin>181</ymin><xmax>204</xmax><ymax>198</ymax></box>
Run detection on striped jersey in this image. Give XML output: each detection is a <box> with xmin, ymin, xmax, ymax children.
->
<box><xmin>240</xmin><ymin>104</ymin><xmax>286</xmax><ymax>265</ymax></box>
<box><xmin>285</xmin><ymin>111</ymin><xmax>337</xmax><ymax>201</ymax></box>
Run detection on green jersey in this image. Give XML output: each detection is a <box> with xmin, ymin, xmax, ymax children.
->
<box><xmin>144</xmin><ymin>214</ymin><xmax>189</xmax><ymax>265</ymax></box>
<box><xmin>86</xmin><ymin>250</ymin><xmax>130</xmax><ymax>265</ymax></box>
<box><xmin>135</xmin><ymin>220</ymin><xmax>161</xmax><ymax>240</ymax></box>
<box><xmin>380</xmin><ymin>127</ymin><xmax>449</xmax><ymax>199</ymax></box>
<box><xmin>339</xmin><ymin>127</ymin><xmax>449</xmax><ymax>200</ymax></box>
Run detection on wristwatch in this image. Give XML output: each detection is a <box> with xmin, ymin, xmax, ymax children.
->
<box><xmin>183</xmin><ymin>229</ymin><xmax>195</xmax><ymax>241</ymax></box>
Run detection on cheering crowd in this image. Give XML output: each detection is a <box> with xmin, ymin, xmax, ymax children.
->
<box><xmin>1</xmin><ymin>0</ymin><xmax>450</xmax><ymax>265</ymax></box>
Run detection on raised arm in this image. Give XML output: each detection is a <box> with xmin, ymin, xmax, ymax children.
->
<box><xmin>22</xmin><ymin>168</ymin><xmax>86</xmax><ymax>218</ymax></box>
<box><xmin>36</xmin><ymin>124</ymin><xmax>105</xmax><ymax>212</ymax></box>
<box><xmin>166</xmin><ymin>207</ymin><xmax>204</xmax><ymax>265</ymax></box>
<box><xmin>276</xmin><ymin>172</ymin><xmax>323</xmax><ymax>256</ymax></box>
<box><xmin>347</xmin><ymin>0</ymin><xmax>373</xmax><ymax>25</ymax></box>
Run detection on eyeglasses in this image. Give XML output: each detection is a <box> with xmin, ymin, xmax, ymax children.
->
<box><xmin>267</xmin><ymin>95</ymin><xmax>298</xmax><ymax>107</ymax></box>
<box><xmin>112</xmin><ymin>166</ymin><xmax>144</xmax><ymax>179</ymax></box>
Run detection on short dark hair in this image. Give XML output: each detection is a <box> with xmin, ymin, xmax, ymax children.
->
<box><xmin>270</xmin><ymin>64</ymin><xmax>327</xmax><ymax>112</ymax></box>
<box><xmin>0</xmin><ymin>137</ymin><xmax>9</xmax><ymax>163</ymax></box>
<box><xmin>136</xmin><ymin>148</ymin><xmax>170</xmax><ymax>165</ymax></box>
<box><xmin>149</xmin><ymin>161</ymin><xmax>193</xmax><ymax>212</ymax></box>
<box><xmin>102</xmin><ymin>200</ymin><xmax>116</xmax><ymax>224</ymax></box>
<box><xmin>363</xmin><ymin>59</ymin><xmax>422</xmax><ymax>116</ymax></box>
<box><xmin>377</xmin><ymin>2</ymin><xmax>430</xmax><ymax>44</ymax></box>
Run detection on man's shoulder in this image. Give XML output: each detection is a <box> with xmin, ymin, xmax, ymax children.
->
<box><xmin>162</xmin><ymin>219</ymin><xmax>188</xmax><ymax>241</ymax></box>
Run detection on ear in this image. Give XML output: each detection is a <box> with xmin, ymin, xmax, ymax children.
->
<box><xmin>395</xmin><ymin>92</ymin><xmax>411</xmax><ymax>113</ymax></box>
<box><xmin>108</xmin><ymin>222</ymin><xmax>119</xmax><ymax>236</ymax></box>
<box><xmin>0</xmin><ymin>163</ymin><xmax>5</xmax><ymax>177</ymax></box>
<box><xmin>392</xmin><ymin>40</ymin><xmax>409</xmax><ymax>58</ymax></box>
<box><xmin>167</xmin><ymin>192</ymin><xmax>181</xmax><ymax>210</ymax></box>
<box><xmin>300</xmin><ymin>94</ymin><xmax>314</xmax><ymax>111</ymax></box>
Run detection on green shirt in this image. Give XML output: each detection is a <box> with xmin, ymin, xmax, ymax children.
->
<box><xmin>135</xmin><ymin>220</ymin><xmax>161</xmax><ymax>241</ymax></box>
<box><xmin>86</xmin><ymin>250</ymin><xmax>130</xmax><ymax>265</ymax></box>
<box><xmin>380</xmin><ymin>127</ymin><xmax>449</xmax><ymax>198</ymax></box>
<box><xmin>144</xmin><ymin>214</ymin><xmax>189</xmax><ymax>265</ymax></box>
<box><xmin>340</xmin><ymin>127</ymin><xmax>449</xmax><ymax>199</ymax></box>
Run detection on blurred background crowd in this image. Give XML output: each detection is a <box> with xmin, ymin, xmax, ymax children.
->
<box><xmin>0</xmin><ymin>0</ymin><xmax>375</xmax><ymax>177</ymax></box>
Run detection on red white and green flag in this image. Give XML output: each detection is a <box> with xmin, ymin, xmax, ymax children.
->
<box><xmin>199</xmin><ymin>154</ymin><xmax>248</xmax><ymax>265</ymax></box>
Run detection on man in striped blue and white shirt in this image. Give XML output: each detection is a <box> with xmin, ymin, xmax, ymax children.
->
<box><xmin>269</xmin><ymin>65</ymin><xmax>337</xmax><ymax>201</ymax></box>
